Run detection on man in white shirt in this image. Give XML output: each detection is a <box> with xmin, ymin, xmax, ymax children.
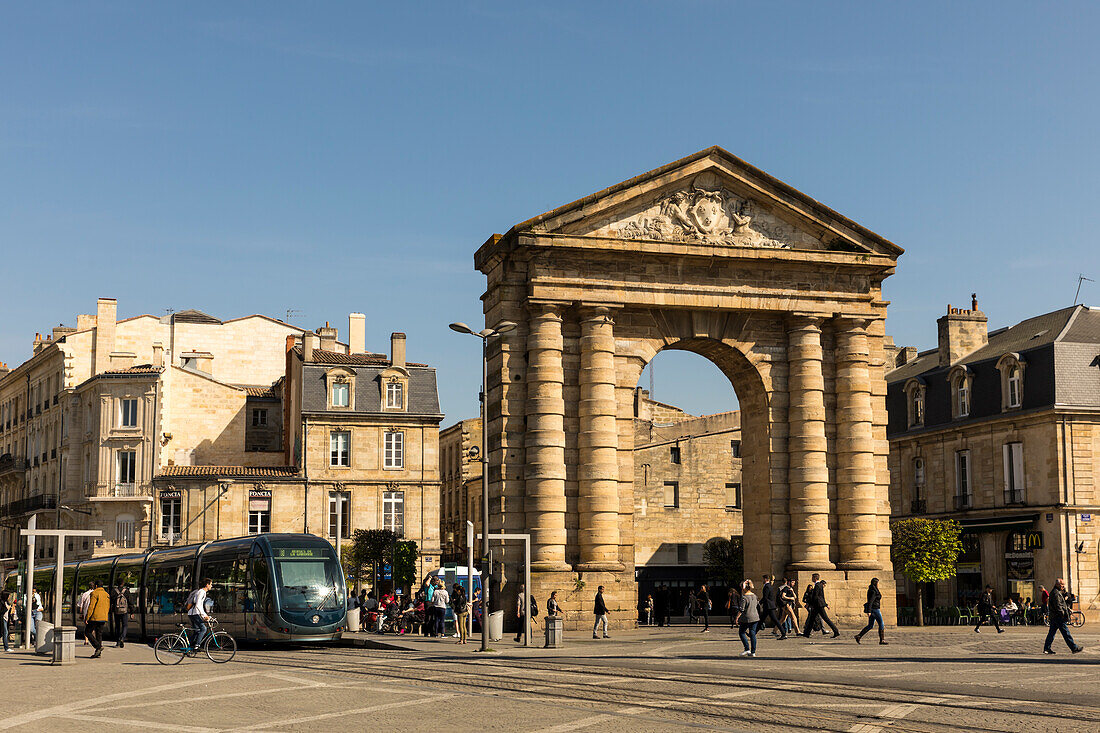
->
<box><xmin>432</xmin><ymin>581</ymin><xmax>449</xmax><ymax>638</ymax></box>
<box><xmin>185</xmin><ymin>578</ymin><xmax>213</xmax><ymax>651</ymax></box>
<box><xmin>78</xmin><ymin>587</ymin><xmax>94</xmax><ymax>646</ymax></box>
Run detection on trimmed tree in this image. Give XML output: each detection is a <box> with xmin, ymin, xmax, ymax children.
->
<box><xmin>703</xmin><ymin>536</ymin><xmax>744</xmax><ymax>592</ymax></box>
<box><xmin>890</xmin><ymin>517</ymin><xmax>963</xmax><ymax>626</ymax></box>
<box><xmin>392</xmin><ymin>540</ymin><xmax>420</xmax><ymax>595</ymax></box>
<box><xmin>352</xmin><ymin>528</ymin><xmax>398</xmax><ymax>591</ymax></box>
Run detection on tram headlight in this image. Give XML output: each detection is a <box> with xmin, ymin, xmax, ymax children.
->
<box><xmin>311</xmin><ymin>614</ymin><xmax>320</xmax><ymax>624</ymax></box>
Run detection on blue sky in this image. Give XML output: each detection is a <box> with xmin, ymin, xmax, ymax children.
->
<box><xmin>3</xmin><ymin>2</ymin><xmax>1099</xmax><ymax>420</ymax></box>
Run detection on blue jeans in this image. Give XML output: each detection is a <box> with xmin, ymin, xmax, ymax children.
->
<box><xmin>860</xmin><ymin>609</ymin><xmax>885</xmax><ymax>635</ymax></box>
<box><xmin>2</xmin><ymin>615</ymin><xmax>10</xmax><ymax>651</ymax></box>
<box><xmin>738</xmin><ymin>621</ymin><xmax>757</xmax><ymax>653</ymax></box>
<box><xmin>1044</xmin><ymin>620</ymin><xmax>1078</xmax><ymax>651</ymax></box>
<box><xmin>189</xmin><ymin>615</ymin><xmax>209</xmax><ymax>649</ymax></box>
<box><xmin>30</xmin><ymin>611</ymin><xmax>41</xmax><ymax>643</ymax></box>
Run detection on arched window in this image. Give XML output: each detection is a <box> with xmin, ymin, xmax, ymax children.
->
<box><xmin>996</xmin><ymin>353</ymin><xmax>1026</xmax><ymax>411</ymax></box>
<box><xmin>904</xmin><ymin>379</ymin><xmax>926</xmax><ymax>428</ymax></box>
<box><xmin>948</xmin><ymin>366</ymin><xmax>972</xmax><ymax>419</ymax></box>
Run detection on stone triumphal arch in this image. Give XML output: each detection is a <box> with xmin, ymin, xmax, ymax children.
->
<box><xmin>475</xmin><ymin>147</ymin><xmax>901</xmax><ymax>626</ymax></box>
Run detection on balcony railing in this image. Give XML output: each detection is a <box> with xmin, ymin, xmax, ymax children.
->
<box><xmin>0</xmin><ymin>493</ymin><xmax>57</xmax><ymax>516</ymax></box>
<box><xmin>954</xmin><ymin>494</ymin><xmax>972</xmax><ymax>510</ymax></box>
<box><xmin>84</xmin><ymin>482</ymin><xmax>148</xmax><ymax>498</ymax></box>
<box><xmin>1004</xmin><ymin>489</ymin><xmax>1025</xmax><ymax>505</ymax></box>
<box><xmin>910</xmin><ymin>499</ymin><xmax>927</xmax><ymax>514</ymax></box>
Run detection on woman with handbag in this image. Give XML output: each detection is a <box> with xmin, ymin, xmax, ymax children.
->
<box><xmin>735</xmin><ymin>580</ymin><xmax>761</xmax><ymax>657</ymax></box>
<box><xmin>854</xmin><ymin>577</ymin><xmax>887</xmax><ymax>645</ymax></box>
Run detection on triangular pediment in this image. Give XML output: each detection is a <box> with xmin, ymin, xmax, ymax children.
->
<box><xmin>509</xmin><ymin>147</ymin><xmax>902</xmax><ymax>257</ymax></box>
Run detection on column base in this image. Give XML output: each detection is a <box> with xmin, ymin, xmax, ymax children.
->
<box><xmin>787</xmin><ymin>561</ymin><xmax>836</xmax><ymax>571</ymax></box>
<box><xmin>837</xmin><ymin>560</ymin><xmax>883</xmax><ymax>571</ymax></box>
<box><xmin>575</xmin><ymin>561</ymin><xmax>625</xmax><ymax>573</ymax></box>
<box><xmin>530</xmin><ymin>560</ymin><xmax>573</xmax><ymax>573</ymax></box>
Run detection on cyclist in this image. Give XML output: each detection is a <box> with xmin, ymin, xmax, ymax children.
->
<box><xmin>185</xmin><ymin>578</ymin><xmax>213</xmax><ymax>652</ymax></box>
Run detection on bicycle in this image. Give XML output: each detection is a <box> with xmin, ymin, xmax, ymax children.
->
<box><xmin>154</xmin><ymin>617</ymin><xmax>237</xmax><ymax>664</ymax></box>
<box><xmin>1070</xmin><ymin>610</ymin><xmax>1086</xmax><ymax>628</ymax></box>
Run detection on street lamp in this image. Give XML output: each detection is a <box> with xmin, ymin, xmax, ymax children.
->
<box><xmin>449</xmin><ymin>319</ymin><xmax>516</xmax><ymax>651</ymax></box>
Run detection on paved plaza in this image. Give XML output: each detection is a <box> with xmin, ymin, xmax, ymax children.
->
<box><xmin>0</xmin><ymin>624</ymin><xmax>1098</xmax><ymax>732</ymax></box>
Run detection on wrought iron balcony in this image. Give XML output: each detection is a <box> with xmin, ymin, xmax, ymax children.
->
<box><xmin>85</xmin><ymin>482</ymin><xmax>147</xmax><ymax>498</ymax></box>
<box><xmin>0</xmin><ymin>493</ymin><xmax>57</xmax><ymax>517</ymax></box>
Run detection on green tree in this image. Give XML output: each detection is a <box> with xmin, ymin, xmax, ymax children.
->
<box><xmin>703</xmin><ymin>536</ymin><xmax>744</xmax><ymax>591</ymax></box>
<box><xmin>890</xmin><ymin>518</ymin><xmax>963</xmax><ymax>626</ymax></box>
<box><xmin>352</xmin><ymin>528</ymin><xmax>398</xmax><ymax>591</ymax></box>
<box><xmin>392</xmin><ymin>540</ymin><xmax>420</xmax><ymax>595</ymax></box>
<box><xmin>340</xmin><ymin>543</ymin><xmax>363</xmax><ymax>590</ymax></box>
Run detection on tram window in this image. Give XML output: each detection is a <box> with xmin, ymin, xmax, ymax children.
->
<box><xmin>250</xmin><ymin>553</ymin><xmax>274</xmax><ymax>617</ymax></box>
<box><xmin>203</xmin><ymin>556</ymin><xmax>247</xmax><ymax>614</ymax></box>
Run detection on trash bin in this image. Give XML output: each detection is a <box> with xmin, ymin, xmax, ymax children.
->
<box><xmin>487</xmin><ymin>610</ymin><xmax>504</xmax><ymax>641</ymax></box>
<box><xmin>544</xmin><ymin>615</ymin><xmax>564</xmax><ymax>648</ymax></box>
<box><xmin>36</xmin><ymin>621</ymin><xmax>54</xmax><ymax>655</ymax></box>
<box><xmin>346</xmin><ymin>607</ymin><xmax>360</xmax><ymax>632</ymax></box>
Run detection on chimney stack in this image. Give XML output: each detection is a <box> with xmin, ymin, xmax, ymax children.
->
<box><xmin>303</xmin><ymin>333</ymin><xmax>316</xmax><ymax>362</ymax></box>
<box><xmin>152</xmin><ymin>342</ymin><xmax>164</xmax><ymax>368</ymax></box>
<box><xmin>317</xmin><ymin>323</ymin><xmax>338</xmax><ymax>352</ymax></box>
<box><xmin>391</xmin><ymin>332</ymin><xmax>406</xmax><ymax>368</ymax></box>
<box><xmin>348</xmin><ymin>313</ymin><xmax>366</xmax><ymax>354</ymax></box>
<box><xmin>937</xmin><ymin>299</ymin><xmax>988</xmax><ymax>367</ymax></box>
<box><xmin>94</xmin><ymin>297</ymin><xmax>118</xmax><ymax>375</ymax></box>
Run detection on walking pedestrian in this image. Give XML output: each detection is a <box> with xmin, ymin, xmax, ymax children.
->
<box><xmin>800</xmin><ymin>574</ymin><xmax>840</xmax><ymax>639</ymax></box>
<box><xmin>451</xmin><ymin>583</ymin><xmax>469</xmax><ymax>645</ymax></box>
<box><xmin>432</xmin><ymin>580</ymin><xmax>450</xmax><ymax>639</ymax></box>
<box><xmin>514</xmin><ymin>583</ymin><xmax>528</xmax><ymax>643</ymax></box>
<box><xmin>29</xmin><ymin>588</ymin><xmax>43</xmax><ymax>646</ymax></box>
<box><xmin>974</xmin><ymin>585</ymin><xmax>1005</xmax><ymax>634</ymax></box>
<box><xmin>1044</xmin><ymin>578</ymin><xmax>1084</xmax><ymax>654</ymax></box>
<box><xmin>801</xmin><ymin>582</ymin><xmax>823</xmax><ymax>635</ymax></box>
<box><xmin>592</xmin><ymin>585</ymin><xmax>611</xmax><ymax>639</ymax></box>
<box><xmin>726</xmin><ymin>586</ymin><xmax>740</xmax><ymax>628</ymax></box>
<box><xmin>760</xmin><ymin>574</ymin><xmax>786</xmax><ymax>639</ymax></box>
<box><xmin>735</xmin><ymin>579</ymin><xmax>761</xmax><ymax>657</ymax></box>
<box><xmin>697</xmin><ymin>585</ymin><xmax>711</xmax><ymax>632</ymax></box>
<box><xmin>643</xmin><ymin>594</ymin><xmax>654</xmax><ymax>626</ymax></box>
<box><xmin>112</xmin><ymin>583</ymin><xmax>132</xmax><ymax>648</ymax></box>
<box><xmin>78</xmin><ymin>585</ymin><xmax>93</xmax><ymax>646</ymax></box>
<box><xmin>854</xmin><ymin>577</ymin><xmax>887</xmax><ymax>645</ymax></box>
<box><xmin>84</xmin><ymin>580</ymin><xmax>110</xmax><ymax>659</ymax></box>
<box><xmin>1</xmin><ymin>590</ymin><xmax>14</xmax><ymax>652</ymax></box>
<box><xmin>789</xmin><ymin>579</ymin><xmax>803</xmax><ymax>629</ymax></box>
<box><xmin>777</xmin><ymin>577</ymin><xmax>800</xmax><ymax>636</ymax></box>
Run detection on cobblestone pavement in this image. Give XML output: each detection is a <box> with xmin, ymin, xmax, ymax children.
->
<box><xmin>1</xmin><ymin>625</ymin><xmax>1098</xmax><ymax>732</ymax></box>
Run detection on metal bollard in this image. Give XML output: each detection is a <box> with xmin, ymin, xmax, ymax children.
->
<box><xmin>544</xmin><ymin>615</ymin><xmax>564</xmax><ymax>648</ymax></box>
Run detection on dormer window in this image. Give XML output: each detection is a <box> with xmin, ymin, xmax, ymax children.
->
<box><xmin>948</xmin><ymin>366</ymin><xmax>972</xmax><ymax>419</ymax></box>
<box><xmin>996</xmin><ymin>353</ymin><xmax>1026</xmax><ymax>411</ymax></box>
<box><xmin>385</xmin><ymin>381</ymin><xmax>404</xmax><ymax>410</ymax></box>
<box><xmin>325</xmin><ymin>367</ymin><xmax>355</xmax><ymax>410</ymax></box>
<box><xmin>904</xmin><ymin>379</ymin><xmax>926</xmax><ymax>428</ymax></box>
<box><xmin>379</xmin><ymin>368</ymin><xmax>409</xmax><ymax>412</ymax></box>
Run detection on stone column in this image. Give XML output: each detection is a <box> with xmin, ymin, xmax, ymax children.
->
<box><xmin>577</xmin><ymin>306</ymin><xmax>623</xmax><ymax>572</ymax></box>
<box><xmin>835</xmin><ymin>317</ymin><xmax>881</xmax><ymax>569</ymax></box>
<box><xmin>524</xmin><ymin>303</ymin><xmax>570</xmax><ymax>571</ymax></box>
<box><xmin>786</xmin><ymin>315</ymin><xmax>834</xmax><ymax>569</ymax></box>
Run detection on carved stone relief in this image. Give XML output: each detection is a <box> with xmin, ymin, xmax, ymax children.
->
<box><xmin>608</xmin><ymin>173</ymin><xmax>800</xmax><ymax>249</ymax></box>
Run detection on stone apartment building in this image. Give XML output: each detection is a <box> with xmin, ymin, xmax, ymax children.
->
<box><xmin>153</xmin><ymin>324</ymin><xmax>444</xmax><ymax>585</ymax></box>
<box><xmin>632</xmin><ymin>390</ymin><xmax>743</xmax><ymax>611</ymax></box>
<box><xmin>887</xmin><ymin>301</ymin><xmax>1100</xmax><ymax>615</ymax></box>
<box><xmin>439</xmin><ymin>417</ymin><xmax>482</xmax><ymax>564</ymax></box>
<box><xmin>0</xmin><ymin>298</ymin><xmax>306</xmax><ymax>566</ymax></box>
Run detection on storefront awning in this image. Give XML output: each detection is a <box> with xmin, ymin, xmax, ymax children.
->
<box><xmin>959</xmin><ymin>514</ymin><xmax>1039</xmax><ymax>533</ymax></box>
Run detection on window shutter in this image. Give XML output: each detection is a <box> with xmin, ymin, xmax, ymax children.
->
<box><xmin>1002</xmin><ymin>443</ymin><xmax>1012</xmax><ymax>492</ymax></box>
<box><xmin>1012</xmin><ymin>443</ymin><xmax>1025</xmax><ymax>494</ymax></box>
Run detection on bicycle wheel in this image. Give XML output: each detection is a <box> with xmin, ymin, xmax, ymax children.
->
<box><xmin>204</xmin><ymin>631</ymin><xmax>236</xmax><ymax>663</ymax></box>
<box><xmin>1070</xmin><ymin>611</ymin><xmax>1085</xmax><ymax>628</ymax></box>
<box><xmin>154</xmin><ymin>634</ymin><xmax>188</xmax><ymax>665</ymax></box>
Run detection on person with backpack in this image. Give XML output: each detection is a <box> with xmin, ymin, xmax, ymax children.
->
<box><xmin>451</xmin><ymin>583</ymin><xmax>469</xmax><ymax>645</ymax></box>
<box><xmin>112</xmin><ymin>584</ymin><xmax>132</xmax><ymax>648</ymax></box>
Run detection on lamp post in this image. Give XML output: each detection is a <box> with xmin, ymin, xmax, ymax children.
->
<box><xmin>449</xmin><ymin>319</ymin><xmax>516</xmax><ymax>651</ymax></box>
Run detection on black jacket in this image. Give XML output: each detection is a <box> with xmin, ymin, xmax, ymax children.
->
<box><xmin>594</xmin><ymin>592</ymin><xmax>608</xmax><ymax>616</ymax></box>
<box><xmin>978</xmin><ymin>590</ymin><xmax>995</xmax><ymax>612</ymax></box>
<box><xmin>809</xmin><ymin>581</ymin><xmax>828</xmax><ymax>610</ymax></box>
<box><xmin>761</xmin><ymin>582</ymin><xmax>777</xmax><ymax>610</ymax></box>
<box><xmin>1049</xmin><ymin>587</ymin><xmax>1071</xmax><ymax>622</ymax></box>
<box><xmin>865</xmin><ymin>584</ymin><xmax>881</xmax><ymax>611</ymax></box>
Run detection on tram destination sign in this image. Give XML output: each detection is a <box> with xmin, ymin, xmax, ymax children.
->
<box><xmin>274</xmin><ymin>548</ymin><xmax>327</xmax><ymax>559</ymax></box>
